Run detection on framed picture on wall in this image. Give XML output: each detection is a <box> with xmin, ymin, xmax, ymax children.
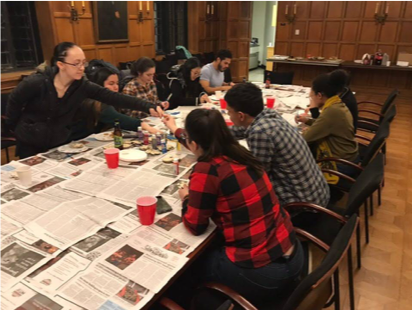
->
<box><xmin>93</xmin><ymin>1</ymin><xmax>129</xmax><ymax>43</ymax></box>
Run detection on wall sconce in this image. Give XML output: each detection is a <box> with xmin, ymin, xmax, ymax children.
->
<box><xmin>70</xmin><ymin>1</ymin><xmax>86</xmax><ymax>22</ymax></box>
<box><xmin>137</xmin><ymin>1</ymin><xmax>143</xmax><ymax>23</ymax></box>
<box><xmin>206</xmin><ymin>4</ymin><xmax>214</xmax><ymax>23</ymax></box>
<box><xmin>284</xmin><ymin>4</ymin><xmax>296</xmax><ymax>24</ymax></box>
<box><xmin>374</xmin><ymin>2</ymin><xmax>389</xmax><ymax>25</ymax></box>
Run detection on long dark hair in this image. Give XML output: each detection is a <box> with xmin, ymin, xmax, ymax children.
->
<box><xmin>185</xmin><ymin>109</ymin><xmax>264</xmax><ymax>175</ymax></box>
<box><xmin>131</xmin><ymin>57</ymin><xmax>155</xmax><ymax>76</ymax></box>
<box><xmin>50</xmin><ymin>42</ymin><xmax>77</xmax><ymax>68</ymax></box>
<box><xmin>312</xmin><ymin>70</ymin><xmax>350</xmax><ymax>98</ymax></box>
<box><xmin>88</xmin><ymin>67</ymin><xmax>119</xmax><ymax>86</ymax></box>
<box><xmin>179</xmin><ymin>57</ymin><xmax>201</xmax><ymax>84</ymax></box>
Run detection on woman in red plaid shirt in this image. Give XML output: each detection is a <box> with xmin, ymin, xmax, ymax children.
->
<box><xmin>163</xmin><ymin>109</ymin><xmax>304</xmax><ymax>304</ymax></box>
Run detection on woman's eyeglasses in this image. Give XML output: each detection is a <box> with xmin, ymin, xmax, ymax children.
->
<box><xmin>61</xmin><ymin>61</ymin><xmax>88</xmax><ymax>69</ymax></box>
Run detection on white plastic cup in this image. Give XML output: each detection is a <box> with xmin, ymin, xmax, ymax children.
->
<box><xmin>215</xmin><ymin>91</ymin><xmax>222</xmax><ymax>100</ymax></box>
<box><xmin>16</xmin><ymin>166</ymin><xmax>32</xmax><ymax>187</ymax></box>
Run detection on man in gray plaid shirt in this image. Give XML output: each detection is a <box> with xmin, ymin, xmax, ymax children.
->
<box><xmin>225</xmin><ymin>83</ymin><xmax>330</xmax><ymax>207</ymax></box>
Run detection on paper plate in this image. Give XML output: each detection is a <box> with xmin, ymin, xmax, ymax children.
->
<box><xmin>57</xmin><ymin>144</ymin><xmax>88</xmax><ymax>153</ymax></box>
<box><xmin>119</xmin><ymin>149</ymin><xmax>148</xmax><ymax>162</ymax></box>
<box><xmin>93</xmin><ymin>132</ymin><xmax>114</xmax><ymax>141</ymax></box>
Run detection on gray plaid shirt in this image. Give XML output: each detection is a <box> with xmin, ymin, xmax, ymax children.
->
<box><xmin>231</xmin><ymin>108</ymin><xmax>330</xmax><ymax>207</ymax></box>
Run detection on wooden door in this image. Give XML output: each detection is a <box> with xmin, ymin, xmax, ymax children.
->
<box><xmin>225</xmin><ymin>1</ymin><xmax>252</xmax><ymax>81</ymax></box>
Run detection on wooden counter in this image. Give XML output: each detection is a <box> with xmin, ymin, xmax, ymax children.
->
<box><xmin>266</xmin><ymin>59</ymin><xmax>412</xmax><ymax>98</ymax></box>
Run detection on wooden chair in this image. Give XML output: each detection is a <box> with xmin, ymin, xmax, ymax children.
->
<box><xmin>159</xmin><ymin>215</ymin><xmax>358</xmax><ymax>310</ymax></box>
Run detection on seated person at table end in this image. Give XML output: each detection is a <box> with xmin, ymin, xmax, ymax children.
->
<box><xmin>162</xmin><ymin>109</ymin><xmax>303</xmax><ymax>305</ymax></box>
<box><xmin>223</xmin><ymin>83</ymin><xmax>330</xmax><ymax>208</ymax></box>
<box><xmin>200</xmin><ymin>49</ymin><xmax>234</xmax><ymax>95</ymax></box>
<box><xmin>296</xmin><ymin>73</ymin><xmax>359</xmax><ymax>177</ymax></box>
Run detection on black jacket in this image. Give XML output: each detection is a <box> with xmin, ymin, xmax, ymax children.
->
<box><xmin>168</xmin><ymin>75</ymin><xmax>206</xmax><ymax>110</ymax></box>
<box><xmin>6</xmin><ymin>67</ymin><xmax>156</xmax><ymax>150</ymax></box>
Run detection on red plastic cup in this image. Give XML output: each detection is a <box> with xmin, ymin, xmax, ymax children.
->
<box><xmin>137</xmin><ymin>196</ymin><xmax>157</xmax><ymax>225</ymax></box>
<box><xmin>225</xmin><ymin>119</ymin><xmax>234</xmax><ymax>126</ymax></box>
<box><xmin>220</xmin><ymin>98</ymin><xmax>227</xmax><ymax>110</ymax></box>
<box><xmin>266</xmin><ymin>98</ymin><xmax>275</xmax><ymax>109</ymax></box>
<box><xmin>104</xmin><ymin>148</ymin><xmax>119</xmax><ymax>169</ymax></box>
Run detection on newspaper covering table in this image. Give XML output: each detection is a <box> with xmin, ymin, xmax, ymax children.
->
<box><xmin>1</xmin><ymin>85</ymin><xmax>309</xmax><ymax>309</ymax></box>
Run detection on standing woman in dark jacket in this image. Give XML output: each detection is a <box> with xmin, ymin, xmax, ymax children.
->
<box><xmin>6</xmin><ymin>42</ymin><xmax>164</xmax><ymax>158</ymax></box>
<box><xmin>168</xmin><ymin>57</ymin><xmax>210</xmax><ymax>110</ymax></box>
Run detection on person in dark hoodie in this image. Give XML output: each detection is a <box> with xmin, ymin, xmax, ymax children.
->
<box><xmin>6</xmin><ymin>42</ymin><xmax>165</xmax><ymax>158</ymax></box>
<box><xmin>168</xmin><ymin>57</ymin><xmax>210</xmax><ymax>110</ymax></box>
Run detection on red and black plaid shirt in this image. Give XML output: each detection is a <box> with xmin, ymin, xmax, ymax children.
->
<box><xmin>182</xmin><ymin>155</ymin><xmax>296</xmax><ymax>268</ymax></box>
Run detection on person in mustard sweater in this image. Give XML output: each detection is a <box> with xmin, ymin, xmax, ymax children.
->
<box><xmin>296</xmin><ymin>72</ymin><xmax>359</xmax><ymax>178</ymax></box>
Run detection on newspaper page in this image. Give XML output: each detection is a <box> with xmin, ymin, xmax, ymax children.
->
<box><xmin>95</xmin><ymin>233</ymin><xmax>189</xmax><ymax>293</ymax></box>
<box><xmin>25</xmin><ymin>197</ymin><xmax>131</xmax><ymax>249</ymax></box>
<box><xmin>58</xmin><ymin>263</ymin><xmax>155</xmax><ymax>310</ymax></box>
<box><xmin>13</xmin><ymin>230</ymin><xmax>62</xmax><ymax>257</ymax></box>
<box><xmin>70</xmin><ymin>227</ymin><xmax>128</xmax><ymax>262</ymax></box>
<box><xmin>18</xmin><ymin>155</ymin><xmax>59</xmax><ymax>171</ymax></box>
<box><xmin>24</xmin><ymin>251</ymin><xmax>91</xmax><ymax>295</ymax></box>
<box><xmin>1</xmin><ymin>217</ymin><xmax>23</xmax><ymax>241</ymax></box>
<box><xmin>1</xmin><ymin>282</ymin><xmax>66</xmax><ymax>310</ymax></box>
<box><xmin>1</xmin><ymin>184</ymin><xmax>32</xmax><ymax>202</ymax></box>
<box><xmin>19</xmin><ymin>187</ymin><xmax>84</xmax><ymax>212</ymax></box>
<box><xmin>98</xmin><ymin>169</ymin><xmax>178</xmax><ymax>207</ymax></box>
<box><xmin>61</xmin><ymin>163</ymin><xmax>136</xmax><ymax>196</ymax></box>
<box><xmin>45</xmin><ymin>156</ymin><xmax>105</xmax><ymax>179</ymax></box>
<box><xmin>1</xmin><ymin>241</ymin><xmax>51</xmax><ymax>291</ymax></box>
<box><xmin>2</xmin><ymin>200</ymin><xmax>46</xmax><ymax>226</ymax></box>
<box><xmin>134</xmin><ymin>198</ymin><xmax>216</xmax><ymax>257</ymax></box>
<box><xmin>108</xmin><ymin>209</ymin><xmax>142</xmax><ymax>235</ymax></box>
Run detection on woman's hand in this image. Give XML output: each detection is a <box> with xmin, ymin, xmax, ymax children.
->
<box><xmin>178</xmin><ymin>184</ymin><xmax>189</xmax><ymax>201</ymax></box>
<box><xmin>149</xmin><ymin>106</ymin><xmax>164</xmax><ymax>118</ymax></box>
<box><xmin>201</xmin><ymin>94</ymin><xmax>211</xmax><ymax>103</ymax></box>
<box><xmin>162</xmin><ymin>115</ymin><xmax>178</xmax><ymax>134</ymax></box>
<box><xmin>141</xmin><ymin>122</ymin><xmax>159</xmax><ymax>134</ymax></box>
<box><xmin>160</xmin><ymin>101</ymin><xmax>170</xmax><ymax>110</ymax></box>
<box><xmin>295</xmin><ymin>114</ymin><xmax>309</xmax><ymax>124</ymax></box>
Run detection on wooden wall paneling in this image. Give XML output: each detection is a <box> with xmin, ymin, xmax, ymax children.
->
<box><xmin>35</xmin><ymin>1</ymin><xmax>156</xmax><ymax>67</ymax></box>
<box><xmin>275</xmin><ymin>42</ymin><xmax>288</xmax><ymax>56</ymax></box>
<box><xmin>359</xmin><ymin>21</ymin><xmax>379</xmax><ymax>42</ymax></box>
<box><xmin>188</xmin><ymin>2</ymin><xmax>200</xmax><ymax>53</ymax></box>
<box><xmin>324</xmin><ymin>21</ymin><xmax>340</xmax><ymax>41</ymax></box>
<box><xmin>292</xmin><ymin>21</ymin><xmax>306</xmax><ymax>40</ymax></box>
<box><xmin>357</xmin><ymin>44</ymin><xmax>377</xmax><ymax>59</ymax></box>
<box><xmin>295</xmin><ymin>1</ymin><xmax>310</xmax><ymax>19</ymax></box>
<box><xmin>405</xmin><ymin>1</ymin><xmax>412</xmax><ymax>18</ymax></box>
<box><xmin>307</xmin><ymin>43</ymin><xmax>321</xmax><ymax>57</ymax></box>
<box><xmin>290</xmin><ymin>42</ymin><xmax>305</xmax><ymax>57</ymax></box>
<box><xmin>363</xmin><ymin>1</ymin><xmax>380</xmax><ymax>18</ymax></box>
<box><xmin>307</xmin><ymin>21</ymin><xmax>323</xmax><ymax>41</ymax></box>
<box><xmin>342</xmin><ymin>21</ymin><xmax>359</xmax><ymax>42</ymax></box>
<box><xmin>327</xmin><ymin>1</ymin><xmax>344</xmax><ymax>18</ymax></box>
<box><xmin>377</xmin><ymin>44</ymin><xmax>396</xmax><ymax>60</ymax></box>
<box><xmin>276</xmin><ymin>22</ymin><xmax>291</xmax><ymax>41</ymax></box>
<box><xmin>371</xmin><ymin>68</ymin><xmax>389</xmax><ymax>87</ymax></box>
<box><xmin>385</xmin><ymin>1</ymin><xmax>403</xmax><ymax>19</ymax></box>
<box><xmin>379</xmin><ymin>22</ymin><xmax>398</xmax><ymax>43</ymax></box>
<box><xmin>339</xmin><ymin>43</ymin><xmax>356</xmax><ymax>60</ymax></box>
<box><xmin>399</xmin><ymin>22</ymin><xmax>412</xmax><ymax>43</ymax></box>
<box><xmin>35</xmin><ymin>2</ymin><xmax>57</xmax><ymax>64</ymax></box>
<box><xmin>309</xmin><ymin>1</ymin><xmax>327</xmax><ymax>19</ymax></box>
<box><xmin>277</xmin><ymin>1</ymin><xmax>293</xmax><ymax>23</ymax></box>
<box><xmin>323</xmin><ymin>43</ymin><xmax>338</xmax><ymax>58</ymax></box>
<box><xmin>345</xmin><ymin>1</ymin><xmax>363</xmax><ymax>18</ymax></box>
